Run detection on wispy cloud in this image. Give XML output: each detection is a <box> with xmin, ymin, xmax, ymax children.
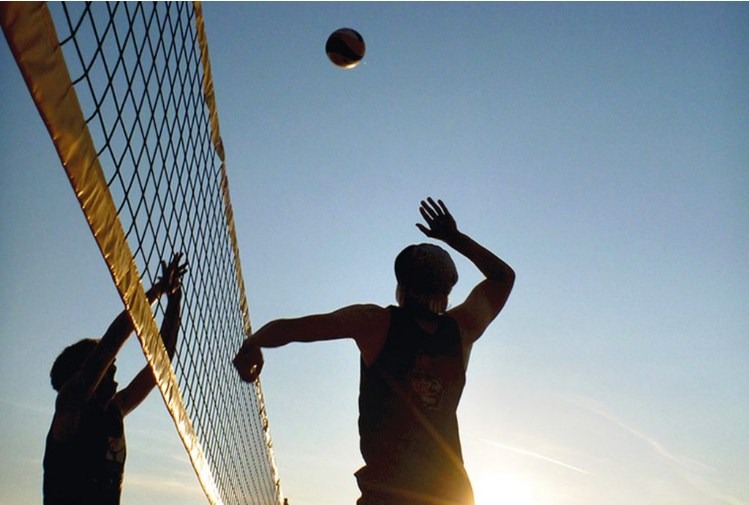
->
<box><xmin>566</xmin><ymin>396</ymin><xmax>746</xmax><ymax>505</ymax></box>
<box><xmin>566</xmin><ymin>396</ymin><xmax>716</xmax><ymax>474</ymax></box>
<box><xmin>467</xmin><ymin>434</ymin><xmax>592</xmax><ymax>475</ymax></box>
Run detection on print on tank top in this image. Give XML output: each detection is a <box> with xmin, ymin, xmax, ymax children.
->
<box><xmin>408</xmin><ymin>353</ymin><xmax>445</xmax><ymax>410</ymax></box>
<box><xmin>107</xmin><ymin>434</ymin><xmax>126</xmax><ymax>464</ymax></box>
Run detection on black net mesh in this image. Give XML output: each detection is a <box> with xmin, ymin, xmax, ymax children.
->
<box><xmin>48</xmin><ymin>3</ymin><xmax>281</xmax><ymax>504</ymax></box>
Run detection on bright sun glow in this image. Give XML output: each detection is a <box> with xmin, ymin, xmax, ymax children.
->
<box><xmin>473</xmin><ymin>474</ymin><xmax>534</xmax><ymax>505</ymax></box>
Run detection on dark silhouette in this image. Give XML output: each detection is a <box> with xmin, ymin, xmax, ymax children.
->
<box><xmin>43</xmin><ymin>253</ymin><xmax>187</xmax><ymax>505</ymax></box>
<box><xmin>234</xmin><ymin>198</ymin><xmax>515</xmax><ymax>505</ymax></box>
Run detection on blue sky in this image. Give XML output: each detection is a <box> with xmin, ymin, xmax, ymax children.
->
<box><xmin>1</xmin><ymin>3</ymin><xmax>748</xmax><ymax>505</ymax></box>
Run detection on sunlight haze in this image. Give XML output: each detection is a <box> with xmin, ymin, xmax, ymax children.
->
<box><xmin>2</xmin><ymin>3</ymin><xmax>747</xmax><ymax>505</ymax></box>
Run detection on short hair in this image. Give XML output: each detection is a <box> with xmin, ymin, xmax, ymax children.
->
<box><xmin>394</xmin><ymin>244</ymin><xmax>458</xmax><ymax>296</ymax></box>
<box><xmin>50</xmin><ymin>338</ymin><xmax>99</xmax><ymax>391</ymax></box>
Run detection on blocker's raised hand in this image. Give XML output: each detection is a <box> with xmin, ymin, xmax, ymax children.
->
<box><xmin>416</xmin><ymin>197</ymin><xmax>458</xmax><ymax>242</ymax></box>
<box><xmin>160</xmin><ymin>252</ymin><xmax>188</xmax><ymax>297</ymax></box>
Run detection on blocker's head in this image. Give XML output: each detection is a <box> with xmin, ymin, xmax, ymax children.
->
<box><xmin>50</xmin><ymin>338</ymin><xmax>99</xmax><ymax>391</ymax></box>
<box><xmin>50</xmin><ymin>338</ymin><xmax>118</xmax><ymax>403</ymax></box>
<box><xmin>394</xmin><ymin>244</ymin><xmax>458</xmax><ymax>313</ymax></box>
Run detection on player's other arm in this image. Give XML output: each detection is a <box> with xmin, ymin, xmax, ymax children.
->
<box><xmin>112</xmin><ymin>255</ymin><xmax>186</xmax><ymax>416</ymax></box>
<box><xmin>233</xmin><ymin>304</ymin><xmax>389</xmax><ymax>382</ymax></box>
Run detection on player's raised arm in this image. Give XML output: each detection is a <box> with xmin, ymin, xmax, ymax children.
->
<box><xmin>113</xmin><ymin>253</ymin><xmax>187</xmax><ymax>416</ymax></box>
<box><xmin>59</xmin><ymin>257</ymin><xmax>178</xmax><ymax>406</ymax></box>
<box><xmin>418</xmin><ymin>197</ymin><xmax>515</xmax><ymax>345</ymax></box>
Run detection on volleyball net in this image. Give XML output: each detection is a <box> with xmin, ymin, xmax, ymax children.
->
<box><xmin>1</xmin><ymin>2</ymin><xmax>282</xmax><ymax>504</ymax></box>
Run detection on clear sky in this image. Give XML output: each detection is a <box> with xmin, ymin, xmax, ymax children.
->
<box><xmin>1</xmin><ymin>2</ymin><xmax>748</xmax><ymax>505</ymax></box>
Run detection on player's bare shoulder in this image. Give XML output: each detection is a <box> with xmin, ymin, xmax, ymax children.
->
<box><xmin>339</xmin><ymin>304</ymin><xmax>390</xmax><ymax>367</ymax></box>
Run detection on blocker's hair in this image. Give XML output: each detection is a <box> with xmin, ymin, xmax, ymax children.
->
<box><xmin>50</xmin><ymin>338</ymin><xmax>99</xmax><ymax>391</ymax></box>
<box><xmin>394</xmin><ymin>243</ymin><xmax>458</xmax><ymax>296</ymax></box>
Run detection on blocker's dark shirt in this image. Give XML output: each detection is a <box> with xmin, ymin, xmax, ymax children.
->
<box><xmin>356</xmin><ymin>306</ymin><xmax>474</xmax><ymax>505</ymax></box>
<box><xmin>43</xmin><ymin>402</ymin><xmax>126</xmax><ymax>505</ymax></box>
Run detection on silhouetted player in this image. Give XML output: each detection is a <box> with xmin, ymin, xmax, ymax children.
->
<box><xmin>234</xmin><ymin>198</ymin><xmax>515</xmax><ymax>505</ymax></box>
<box><xmin>43</xmin><ymin>253</ymin><xmax>187</xmax><ymax>505</ymax></box>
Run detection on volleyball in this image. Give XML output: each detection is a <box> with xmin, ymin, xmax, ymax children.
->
<box><xmin>325</xmin><ymin>28</ymin><xmax>365</xmax><ymax>69</ymax></box>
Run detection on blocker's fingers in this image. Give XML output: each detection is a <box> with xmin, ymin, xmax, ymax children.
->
<box><xmin>420</xmin><ymin>206</ymin><xmax>434</xmax><ymax>223</ymax></box>
<box><xmin>437</xmin><ymin>199</ymin><xmax>449</xmax><ymax>215</ymax></box>
<box><xmin>420</xmin><ymin>201</ymin><xmax>438</xmax><ymax>219</ymax></box>
<box><xmin>427</xmin><ymin>197</ymin><xmax>444</xmax><ymax>214</ymax></box>
<box><xmin>416</xmin><ymin>223</ymin><xmax>432</xmax><ymax>236</ymax></box>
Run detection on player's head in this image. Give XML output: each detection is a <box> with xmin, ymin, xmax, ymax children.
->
<box><xmin>50</xmin><ymin>338</ymin><xmax>117</xmax><ymax>401</ymax></box>
<box><xmin>50</xmin><ymin>339</ymin><xmax>99</xmax><ymax>391</ymax></box>
<box><xmin>395</xmin><ymin>243</ymin><xmax>458</xmax><ymax>314</ymax></box>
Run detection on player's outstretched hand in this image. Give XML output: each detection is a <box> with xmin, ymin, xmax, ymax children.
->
<box><xmin>416</xmin><ymin>197</ymin><xmax>459</xmax><ymax>242</ymax></box>
<box><xmin>233</xmin><ymin>343</ymin><xmax>264</xmax><ymax>383</ymax></box>
<box><xmin>160</xmin><ymin>253</ymin><xmax>188</xmax><ymax>297</ymax></box>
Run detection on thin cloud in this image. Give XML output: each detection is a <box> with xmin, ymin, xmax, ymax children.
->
<box><xmin>566</xmin><ymin>396</ymin><xmax>716</xmax><ymax>474</ymax></box>
<box><xmin>566</xmin><ymin>396</ymin><xmax>747</xmax><ymax>505</ymax></box>
<box><xmin>468</xmin><ymin>434</ymin><xmax>592</xmax><ymax>475</ymax></box>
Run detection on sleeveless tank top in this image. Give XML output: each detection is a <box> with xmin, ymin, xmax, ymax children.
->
<box><xmin>356</xmin><ymin>306</ymin><xmax>474</xmax><ymax>505</ymax></box>
<box><xmin>43</xmin><ymin>402</ymin><xmax>126</xmax><ymax>505</ymax></box>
